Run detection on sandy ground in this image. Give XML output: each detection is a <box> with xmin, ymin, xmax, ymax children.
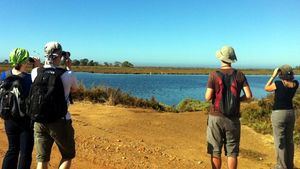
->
<box><xmin>0</xmin><ymin>102</ymin><xmax>299</xmax><ymax>169</ymax></box>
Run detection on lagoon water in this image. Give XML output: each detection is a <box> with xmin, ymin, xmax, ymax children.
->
<box><xmin>75</xmin><ymin>72</ymin><xmax>299</xmax><ymax>105</ymax></box>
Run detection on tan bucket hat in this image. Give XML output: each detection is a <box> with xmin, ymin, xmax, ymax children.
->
<box><xmin>216</xmin><ymin>46</ymin><xmax>237</xmax><ymax>63</ymax></box>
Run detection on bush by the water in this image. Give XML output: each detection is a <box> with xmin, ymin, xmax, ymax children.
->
<box><xmin>241</xmin><ymin>90</ymin><xmax>300</xmax><ymax>145</ymax></box>
<box><xmin>72</xmin><ymin>84</ymin><xmax>165</xmax><ymax>111</ymax></box>
<box><xmin>176</xmin><ymin>98</ymin><xmax>210</xmax><ymax>112</ymax></box>
<box><xmin>71</xmin><ymin>84</ymin><xmax>210</xmax><ymax>113</ymax></box>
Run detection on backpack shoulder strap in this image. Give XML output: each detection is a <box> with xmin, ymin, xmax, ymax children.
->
<box><xmin>232</xmin><ymin>69</ymin><xmax>238</xmax><ymax>76</ymax></box>
<box><xmin>55</xmin><ymin>67</ymin><xmax>67</xmax><ymax>77</ymax></box>
<box><xmin>36</xmin><ymin>67</ymin><xmax>45</xmax><ymax>75</ymax></box>
<box><xmin>2</xmin><ymin>70</ymin><xmax>24</xmax><ymax>82</ymax></box>
<box><xmin>215</xmin><ymin>70</ymin><xmax>224</xmax><ymax>78</ymax></box>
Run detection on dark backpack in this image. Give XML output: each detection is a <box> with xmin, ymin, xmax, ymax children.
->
<box><xmin>213</xmin><ymin>70</ymin><xmax>240</xmax><ymax>117</ymax></box>
<box><xmin>0</xmin><ymin>71</ymin><xmax>27</xmax><ymax>120</ymax></box>
<box><xmin>27</xmin><ymin>67</ymin><xmax>67</xmax><ymax>123</ymax></box>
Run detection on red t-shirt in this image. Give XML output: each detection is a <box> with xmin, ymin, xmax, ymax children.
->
<box><xmin>206</xmin><ymin>68</ymin><xmax>249</xmax><ymax>116</ymax></box>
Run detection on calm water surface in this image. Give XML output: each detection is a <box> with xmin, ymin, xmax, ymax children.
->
<box><xmin>75</xmin><ymin>72</ymin><xmax>299</xmax><ymax>105</ymax></box>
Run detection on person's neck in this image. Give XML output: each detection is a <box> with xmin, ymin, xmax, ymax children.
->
<box><xmin>12</xmin><ymin>68</ymin><xmax>24</xmax><ymax>75</ymax></box>
<box><xmin>220</xmin><ymin>64</ymin><xmax>232</xmax><ymax>69</ymax></box>
<box><xmin>282</xmin><ymin>80</ymin><xmax>295</xmax><ymax>88</ymax></box>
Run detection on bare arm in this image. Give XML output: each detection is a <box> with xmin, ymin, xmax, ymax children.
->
<box><xmin>205</xmin><ymin>88</ymin><xmax>214</xmax><ymax>101</ymax></box>
<box><xmin>66</xmin><ymin>58</ymin><xmax>78</xmax><ymax>93</ymax></box>
<box><xmin>240</xmin><ymin>85</ymin><xmax>252</xmax><ymax>101</ymax></box>
<box><xmin>70</xmin><ymin>85</ymin><xmax>78</xmax><ymax>93</ymax></box>
<box><xmin>265</xmin><ymin>68</ymin><xmax>279</xmax><ymax>92</ymax></box>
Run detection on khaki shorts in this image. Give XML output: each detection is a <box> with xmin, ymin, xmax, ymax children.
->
<box><xmin>207</xmin><ymin>115</ymin><xmax>241</xmax><ymax>157</ymax></box>
<box><xmin>34</xmin><ymin>119</ymin><xmax>75</xmax><ymax>162</ymax></box>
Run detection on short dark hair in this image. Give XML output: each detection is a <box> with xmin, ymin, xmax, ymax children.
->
<box><xmin>14</xmin><ymin>64</ymin><xmax>22</xmax><ymax>71</ymax></box>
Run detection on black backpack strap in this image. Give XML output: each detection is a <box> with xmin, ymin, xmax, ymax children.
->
<box><xmin>3</xmin><ymin>70</ymin><xmax>25</xmax><ymax>83</ymax></box>
<box><xmin>215</xmin><ymin>70</ymin><xmax>224</xmax><ymax>78</ymax></box>
<box><xmin>55</xmin><ymin>67</ymin><xmax>67</xmax><ymax>76</ymax></box>
<box><xmin>54</xmin><ymin>67</ymin><xmax>68</xmax><ymax>123</ymax></box>
<box><xmin>37</xmin><ymin>67</ymin><xmax>44</xmax><ymax>75</ymax></box>
<box><xmin>232</xmin><ymin>69</ymin><xmax>238</xmax><ymax>77</ymax></box>
<box><xmin>215</xmin><ymin>69</ymin><xmax>238</xmax><ymax>78</ymax></box>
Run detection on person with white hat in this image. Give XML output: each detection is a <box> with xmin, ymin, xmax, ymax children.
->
<box><xmin>265</xmin><ymin>65</ymin><xmax>298</xmax><ymax>169</ymax></box>
<box><xmin>205</xmin><ymin>46</ymin><xmax>252</xmax><ymax>169</ymax></box>
<box><xmin>29</xmin><ymin>42</ymin><xmax>78</xmax><ymax>169</ymax></box>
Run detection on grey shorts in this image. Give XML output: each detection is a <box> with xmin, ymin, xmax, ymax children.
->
<box><xmin>207</xmin><ymin>115</ymin><xmax>241</xmax><ymax>157</ymax></box>
<box><xmin>34</xmin><ymin>119</ymin><xmax>76</xmax><ymax>162</ymax></box>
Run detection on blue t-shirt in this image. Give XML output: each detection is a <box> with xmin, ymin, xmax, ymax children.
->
<box><xmin>0</xmin><ymin>70</ymin><xmax>32</xmax><ymax>97</ymax></box>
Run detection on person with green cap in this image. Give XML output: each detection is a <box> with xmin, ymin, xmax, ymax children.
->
<box><xmin>0</xmin><ymin>48</ymin><xmax>40</xmax><ymax>169</ymax></box>
<box><xmin>265</xmin><ymin>65</ymin><xmax>299</xmax><ymax>169</ymax></box>
<box><xmin>205</xmin><ymin>45</ymin><xmax>252</xmax><ymax>169</ymax></box>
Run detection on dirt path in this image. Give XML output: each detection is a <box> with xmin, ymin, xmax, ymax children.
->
<box><xmin>0</xmin><ymin>102</ymin><xmax>299</xmax><ymax>169</ymax></box>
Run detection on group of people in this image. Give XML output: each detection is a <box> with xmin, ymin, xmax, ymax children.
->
<box><xmin>0</xmin><ymin>42</ymin><xmax>78</xmax><ymax>169</ymax></box>
<box><xmin>0</xmin><ymin>44</ymin><xmax>298</xmax><ymax>169</ymax></box>
<box><xmin>205</xmin><ymin>46</ymin><xmax>298</xmax><ymax>169</ymax></box>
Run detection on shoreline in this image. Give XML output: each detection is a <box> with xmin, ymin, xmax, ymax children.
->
<box><xmin>1</xmin><ymin>65</ymin><xmax>299</xmax><ymax>75</ymax></box>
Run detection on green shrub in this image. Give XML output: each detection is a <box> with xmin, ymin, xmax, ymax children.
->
<box><xmin>176</xmin><ymin>98</ymin><xmax>209</xmax><ymax>112</ymax></box>
<box><xmin>72</xmin><ymin>84</ymin><xmax>167</xmax><ymax>112</ymax></box>
<box><xmin>241</xmin><ymin>90</ymin><xmax>300</xmax><ymax>144</ymax></box>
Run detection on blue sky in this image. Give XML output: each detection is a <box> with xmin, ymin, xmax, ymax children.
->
<box><xmin>0</xmin><ymin>0</ymin><xmax>299</xmax><ymax>68</ymax></box>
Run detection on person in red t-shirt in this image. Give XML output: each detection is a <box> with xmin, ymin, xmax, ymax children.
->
<box><xmin>205</xmin><ymin>46</ymin><xmax>252</xmax><ymax>169</ymax></box>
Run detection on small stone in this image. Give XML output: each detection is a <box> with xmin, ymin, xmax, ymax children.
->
<box><xmin>105</xmin><ymin>146</ymin><xmax>110</xmax><ymax>150</ymax></box>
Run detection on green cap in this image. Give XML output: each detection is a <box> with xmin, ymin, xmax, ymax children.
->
<box><xmin>9</xmin><ymin>48</ymin><xmax>30</xmax><ymax>66</ymax></box>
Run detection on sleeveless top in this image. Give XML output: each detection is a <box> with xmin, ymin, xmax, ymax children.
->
<box><xmin>273</xmin><ymin>80</ymin><xmax>299</xmax><ymax>110</ymax></box>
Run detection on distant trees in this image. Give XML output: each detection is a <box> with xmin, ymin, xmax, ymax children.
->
<box><xmin>79</xmin><ymin>58</ymin><xmax>89</xmax><ymax>66</ymax></box>
<box><xmin>1</xmin><ymin>57</ymin><xmax>133</xmax><ymax>67</ymax></box>
<box><xmin>1</xmin><ymin>59</ymin><xmax>9</xmax><ymax>65</ymax></box>
<box><xmin>121</xmin><ymin>61</ymin><xmax>134</xmax><ymax>68</ymax></box>
<box><xmin>104</xmin><ymin>62</ymin><xmax>110</xmax><ymax>67</ymax></box>
<box><xmin>72</xmin><ymin>59</ymin><xmax>80</xmax><ymax>66</ymax></box>
<box><xmin>71</xmin><ymin>58</ymin><xmax>134</xmax><ymax>67</ymax></box>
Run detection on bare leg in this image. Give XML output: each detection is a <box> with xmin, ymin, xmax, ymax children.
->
<box><xmin>36</xmin><ymin>162</ymin><xmax>48</xmax><ymax>169</ymax></box>
<box><xmin>227</xmin><ymin>156</ymin><xmax>238</xmax><ymax>169</ymax></box>
<box><xmin>59</xmin><ymin>159</ymin><xmax>72</xmax><ymax>169</ymax></box>
<box><xmin>211</xmin><ymin>156</ymin><xmax>221</xmax><ymax>169</ymax></box>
